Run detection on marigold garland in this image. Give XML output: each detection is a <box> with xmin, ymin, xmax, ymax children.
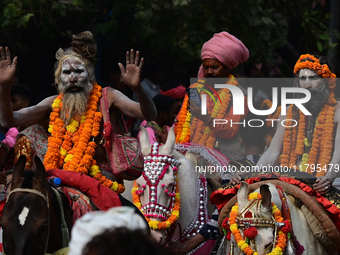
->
<box><xmin>280</xmin><ymin>54</ymin><xmax>337</xmax><ymax>176</ymax></box>
<box><xmin>175</xmin><ymin>75</ymin><xmax>238</xmax><ymax>148</ymax></box>
<box><xmin>131</xmin><ymin>180</ymin><xmax>180</xmax><ymax>230</ymax></box>
<box><xmin>44</xmin><ymin>83</ymin><xmax>125</xmax><ymax>193</ymax></box>
<box><xmin>225</xmin><ymin>192</ymin><xmax>287</xmax><ymax>255</ymax></box>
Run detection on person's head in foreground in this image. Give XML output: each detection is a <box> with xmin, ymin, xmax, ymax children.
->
<box><xmin>68</xmin><ymin>206</ymin><xmax>153</xmax><ymax>255</ymax></box>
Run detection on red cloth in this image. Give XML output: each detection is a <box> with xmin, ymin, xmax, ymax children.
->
<box><xmin>160</xmin><ymin>85</ymin><xmax>186</xmax><ymax>99</ymax></box>
<box><xmin>0</xmin><ymin>198</ymin><xmax>6</xmax><ymax>252</ymax></box>
<box><xmin>210</xmin><ymin>173</ymin><xmax>340</xmax><ymax>233</ymax></box>
<box><xmin>46</xmin><ymin>169</ymin><xmax>122</xmax><ymax>210</ymax></box>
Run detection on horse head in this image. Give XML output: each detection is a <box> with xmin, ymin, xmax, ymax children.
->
<box><xmin>0</xmin><ymin>156</ymin><xmax>49</xmax><ymax>255</ymax></box>
<box><xmin>229</xmin><ymin>182</ymin><xmax>277</xmax><ymax>255</ymax></box>
<box><xmin>136</xmin><ymin>127</ymin><xmax>188</xmax><ymax>243</ymax></box>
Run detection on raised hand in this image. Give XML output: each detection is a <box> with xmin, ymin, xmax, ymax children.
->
<box><xmin>0</xmin><ymin>47</ymin><xmax>18</xmax><ymax>86</ymax></box>
<box><xmin>118</xmin><ymin>49</ymin><xmax>144</xmax><ymax>90</ymax></box>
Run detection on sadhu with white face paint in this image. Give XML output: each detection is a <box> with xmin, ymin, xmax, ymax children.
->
<box><xmin>0</xmin><ymin>31</ymin><xmax>156</xmax><ymax>194</ymax></box>
<box><xmin>250</xmin><ymin>54</ymin><xmax>339</xmax><ymax>195</ymax></box>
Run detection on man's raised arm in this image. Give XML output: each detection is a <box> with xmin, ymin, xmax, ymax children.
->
<box><xmin>112</xmin><ymin>49</ymin><xmax>156</xmax><ymax>120</ymax></box>
<box><xmin>0</xmin><ymin>47</ymin><xmax>18</xmax><ymax>128</ymax></box>
<box><xmin>0</xmin><ymin>47</ymin><xmax>54</xmax><ymax>128</ymax></box>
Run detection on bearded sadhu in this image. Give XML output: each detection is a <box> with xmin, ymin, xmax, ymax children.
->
<box><xmin>0</xmin><ymin>32</ymin><xmax>156</xmax><ymax>198</ymax></box>
<box><xmin>253</xmin><ymin>54</ymin><xmax>338</xmax><ymax>195</ymax></box>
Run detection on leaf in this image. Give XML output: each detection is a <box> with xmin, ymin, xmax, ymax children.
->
<box><xmin>3</xmin><ymin>4</ymin><xmax>18</xmax><ymax>18</ymax></box>
<box><xmin>317</xmin><ymin>41</ymin><xmax>323</xmax><ymax>52</ymax></box>
<box><xmin>262</xmin><ymin>17</ymin><xmax>275</xmax><ymax>25</ymax></box>
<box><xmin>1</xmin><ymin>19</ymin><xmax>11</xmax><ymax>27</ymax></box>
<box><xmin>318</xmin><ymin>34</ymin><xmax>330</xmax><ymax>40</ymax></box>
<box><xmin>72</xmin><ymin>0</ymin><xmax>83</xmax><ymax>6</ymax></box>
<box><xmin>22</xmin><ymin>13</ymin><xmax>34</xmax><ymax>23</ymax></box>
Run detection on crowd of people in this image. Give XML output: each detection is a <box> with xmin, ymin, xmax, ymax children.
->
<box><xmin>0</xmin><ymin>29</ymin><xmax>339</xmax><ymax>255</ymax></box>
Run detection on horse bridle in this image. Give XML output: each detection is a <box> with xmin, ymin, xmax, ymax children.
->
<box><xmin>230</xmin><ymin>198</ymin><xmax>285</xmax><ymax>255</ymax></box>
<box><xmin>3</xmin><ymin>188</ymin><xmax>50</xmax><ymax>255</ymax></box>
<box><xmin>6</xmin><ymin>188</ymin><xmax>49</xmax><ymax>205</ymax></box>
<box><xmin>137</xmin><ymin>142</ymin><xmax>181</xmax><ymax>221</ymax></box>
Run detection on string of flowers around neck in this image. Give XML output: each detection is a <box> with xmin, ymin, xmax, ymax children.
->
<box><xmin>133</xmin><ymin>142</ymin><xmax>181</xmax><ymax>230</ymax></box>
<box><xmin>222</xmin><ymin>192</ymin><xmax>290</xmax><ymax>255</ymax></box>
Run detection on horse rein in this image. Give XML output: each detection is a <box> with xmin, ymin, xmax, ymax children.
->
<box><xmin>4</xmin><ymin>187</ymin><xmax>50</xmax><ymax>255</ymax></box>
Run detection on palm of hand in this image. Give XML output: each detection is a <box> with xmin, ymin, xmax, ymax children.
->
<box><xmin>0</xmin><ymin>47</ymin><xmax>17</xmax><ymax>85</ymax></box>
<box><xmin>118</xmin><ymin>49</ymin><xmax>144</xmax><ymax>89</ymax></box>
<box><xmin>122</xmin><ymin>64</ymin><xmax>141</xmax><ymax>88</ymax></box>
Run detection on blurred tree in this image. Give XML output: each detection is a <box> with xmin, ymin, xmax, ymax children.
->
<box><xmin>0</xmin><ymin>0</ymin><xmax>338</xmax><ymax>78</ymax></box>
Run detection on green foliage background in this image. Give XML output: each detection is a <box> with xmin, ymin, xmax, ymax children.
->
<box><xmin>0</xmin><ymin>0</ymin><xmax>339</xmax><ymax>99</ymax></box>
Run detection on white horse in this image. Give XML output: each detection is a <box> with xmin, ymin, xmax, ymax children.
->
<box><xmin>123</xmin><ymin>127</ymin><xmax>211</xmax><ymax>251</ymax></box>
<box><xmin>218</xmin><ymin>182</ymin><xmax>328</xmax><ymax>255</ymax></box>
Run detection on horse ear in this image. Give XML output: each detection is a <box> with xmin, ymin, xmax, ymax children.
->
<box><xmin>163</xmin><ymin>126</ymin><xmax>175</xmax><ymax>154</ymax></box>
<box><xmin>139</xmin><ymin>127</ymin><xmax>151</xmax><ymax>154</ymax></box>
<box><xmin>260</xmin><ymin>184</ymin><xmax>272</xmax><ymax>209</ymax></box>
<box><xmin>11</xmin><ymin>155</ymin><xmax>26</xmax><ymax>189</ymax></box>
<box><xmin>237</xmin><ymin>181</ymin><xmax>249</xmax><ymax>210</ymax></box>
<box><xmin>34</xmin><ymin>156</ymin><xmax>46</xmax><ymax>188</ymax></box>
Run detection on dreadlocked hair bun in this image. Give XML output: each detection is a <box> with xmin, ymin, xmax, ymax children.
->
<box><xmin>71</xmin><ymin>31</ymin><xmax>97</xmax><ymax>63</ymax></box>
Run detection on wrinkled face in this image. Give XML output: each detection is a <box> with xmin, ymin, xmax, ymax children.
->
<box><xmin>60</xmin><ymin>57</ymin><xmax>89</xmax><ymax>93</ymax></box>
<box><xmin>202</xmin><ymin>58</ymin><xmax>229</xmax><ymax>78</ymax></box>
<box><xmin>298</xmin><ymin>68</ymin><xmax>324</xmax><ymax>90</ymax></box>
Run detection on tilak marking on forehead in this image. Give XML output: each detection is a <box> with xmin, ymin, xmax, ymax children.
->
<box><xmin>18</xmin><ymin>207</ymin><xmax>29</xmax><ymax>226</ymax></box>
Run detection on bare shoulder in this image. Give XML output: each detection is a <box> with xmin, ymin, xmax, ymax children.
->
<box><xmin>106</xmin><ymin>87</ymin><xmax>123</xmax><ymax>106</ymax></box>
<box><xmin>37</xmin><ymin>95</ymin><xmax>58</xmax><ymax>109</ymax></box>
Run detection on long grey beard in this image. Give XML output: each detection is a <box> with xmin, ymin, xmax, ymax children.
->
<box><xmin>58</xmin><ymin>81</ymin><xmax>93</xmax><ymax>125</ymax></box>
<box><xmin>303</xmin><ymin>87</ymin><xmax>329</xmax><ymax>117</ymax></box>
<box><xmin>61</xmin><ymin>92</ymin><xmax>89</xmax><ymax>125</ymax></box>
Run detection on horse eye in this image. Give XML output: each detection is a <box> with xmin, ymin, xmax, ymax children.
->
<box><xmin>264</xmin><ymin>242</ymin><xmax>273</xmax><ymax>250</ymax></box>
<box><xmin>38</xmin><ymin>224</ymin><xmax>48</xmax><ymax>233</ymax></box>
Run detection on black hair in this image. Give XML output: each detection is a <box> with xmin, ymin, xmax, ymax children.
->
<box><xmin>82</xmin><ymin>227</ymin><xmax>169</xmax><ymax>255</ymax></box>
<box><xmin>10</xmin><ymin>84</ymin><xmax>32</xmax><ymax>103</ymax></box>
<box><xmin>152</xmin><ymin>94</ymin><xmax>176</xmax><ymax>117</ymax></box>
<box><xmin>239</xmin><ymin>113</ymin><xmax>268</xmax><ymax>147</ymax></box>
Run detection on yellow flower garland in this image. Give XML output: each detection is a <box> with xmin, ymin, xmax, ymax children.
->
<box><xmin>175</xmin><ymin>75</ymin><xmax>238</xmax><ymax>148</ymax></box>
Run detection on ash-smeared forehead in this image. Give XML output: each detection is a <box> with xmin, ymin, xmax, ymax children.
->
<box><xmin>298</xmin><ymin>68</ymin><xmax>318</xmax><ymax>78</ymax></box>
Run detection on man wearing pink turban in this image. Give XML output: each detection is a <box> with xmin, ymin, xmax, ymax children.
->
<box><xmin>169</xmin><ymin>32</ymin><xmax>250</xmax><ymax>255</ymax></box>
<box><xmin>188</xmin><ymin>31</ymin><xmax>250</xmax><ymax>161</ymax></box>
<box><xmin>198</xmin><ymin>31</ymin><xmax>249</xmax><ymax>78</ymax></box>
